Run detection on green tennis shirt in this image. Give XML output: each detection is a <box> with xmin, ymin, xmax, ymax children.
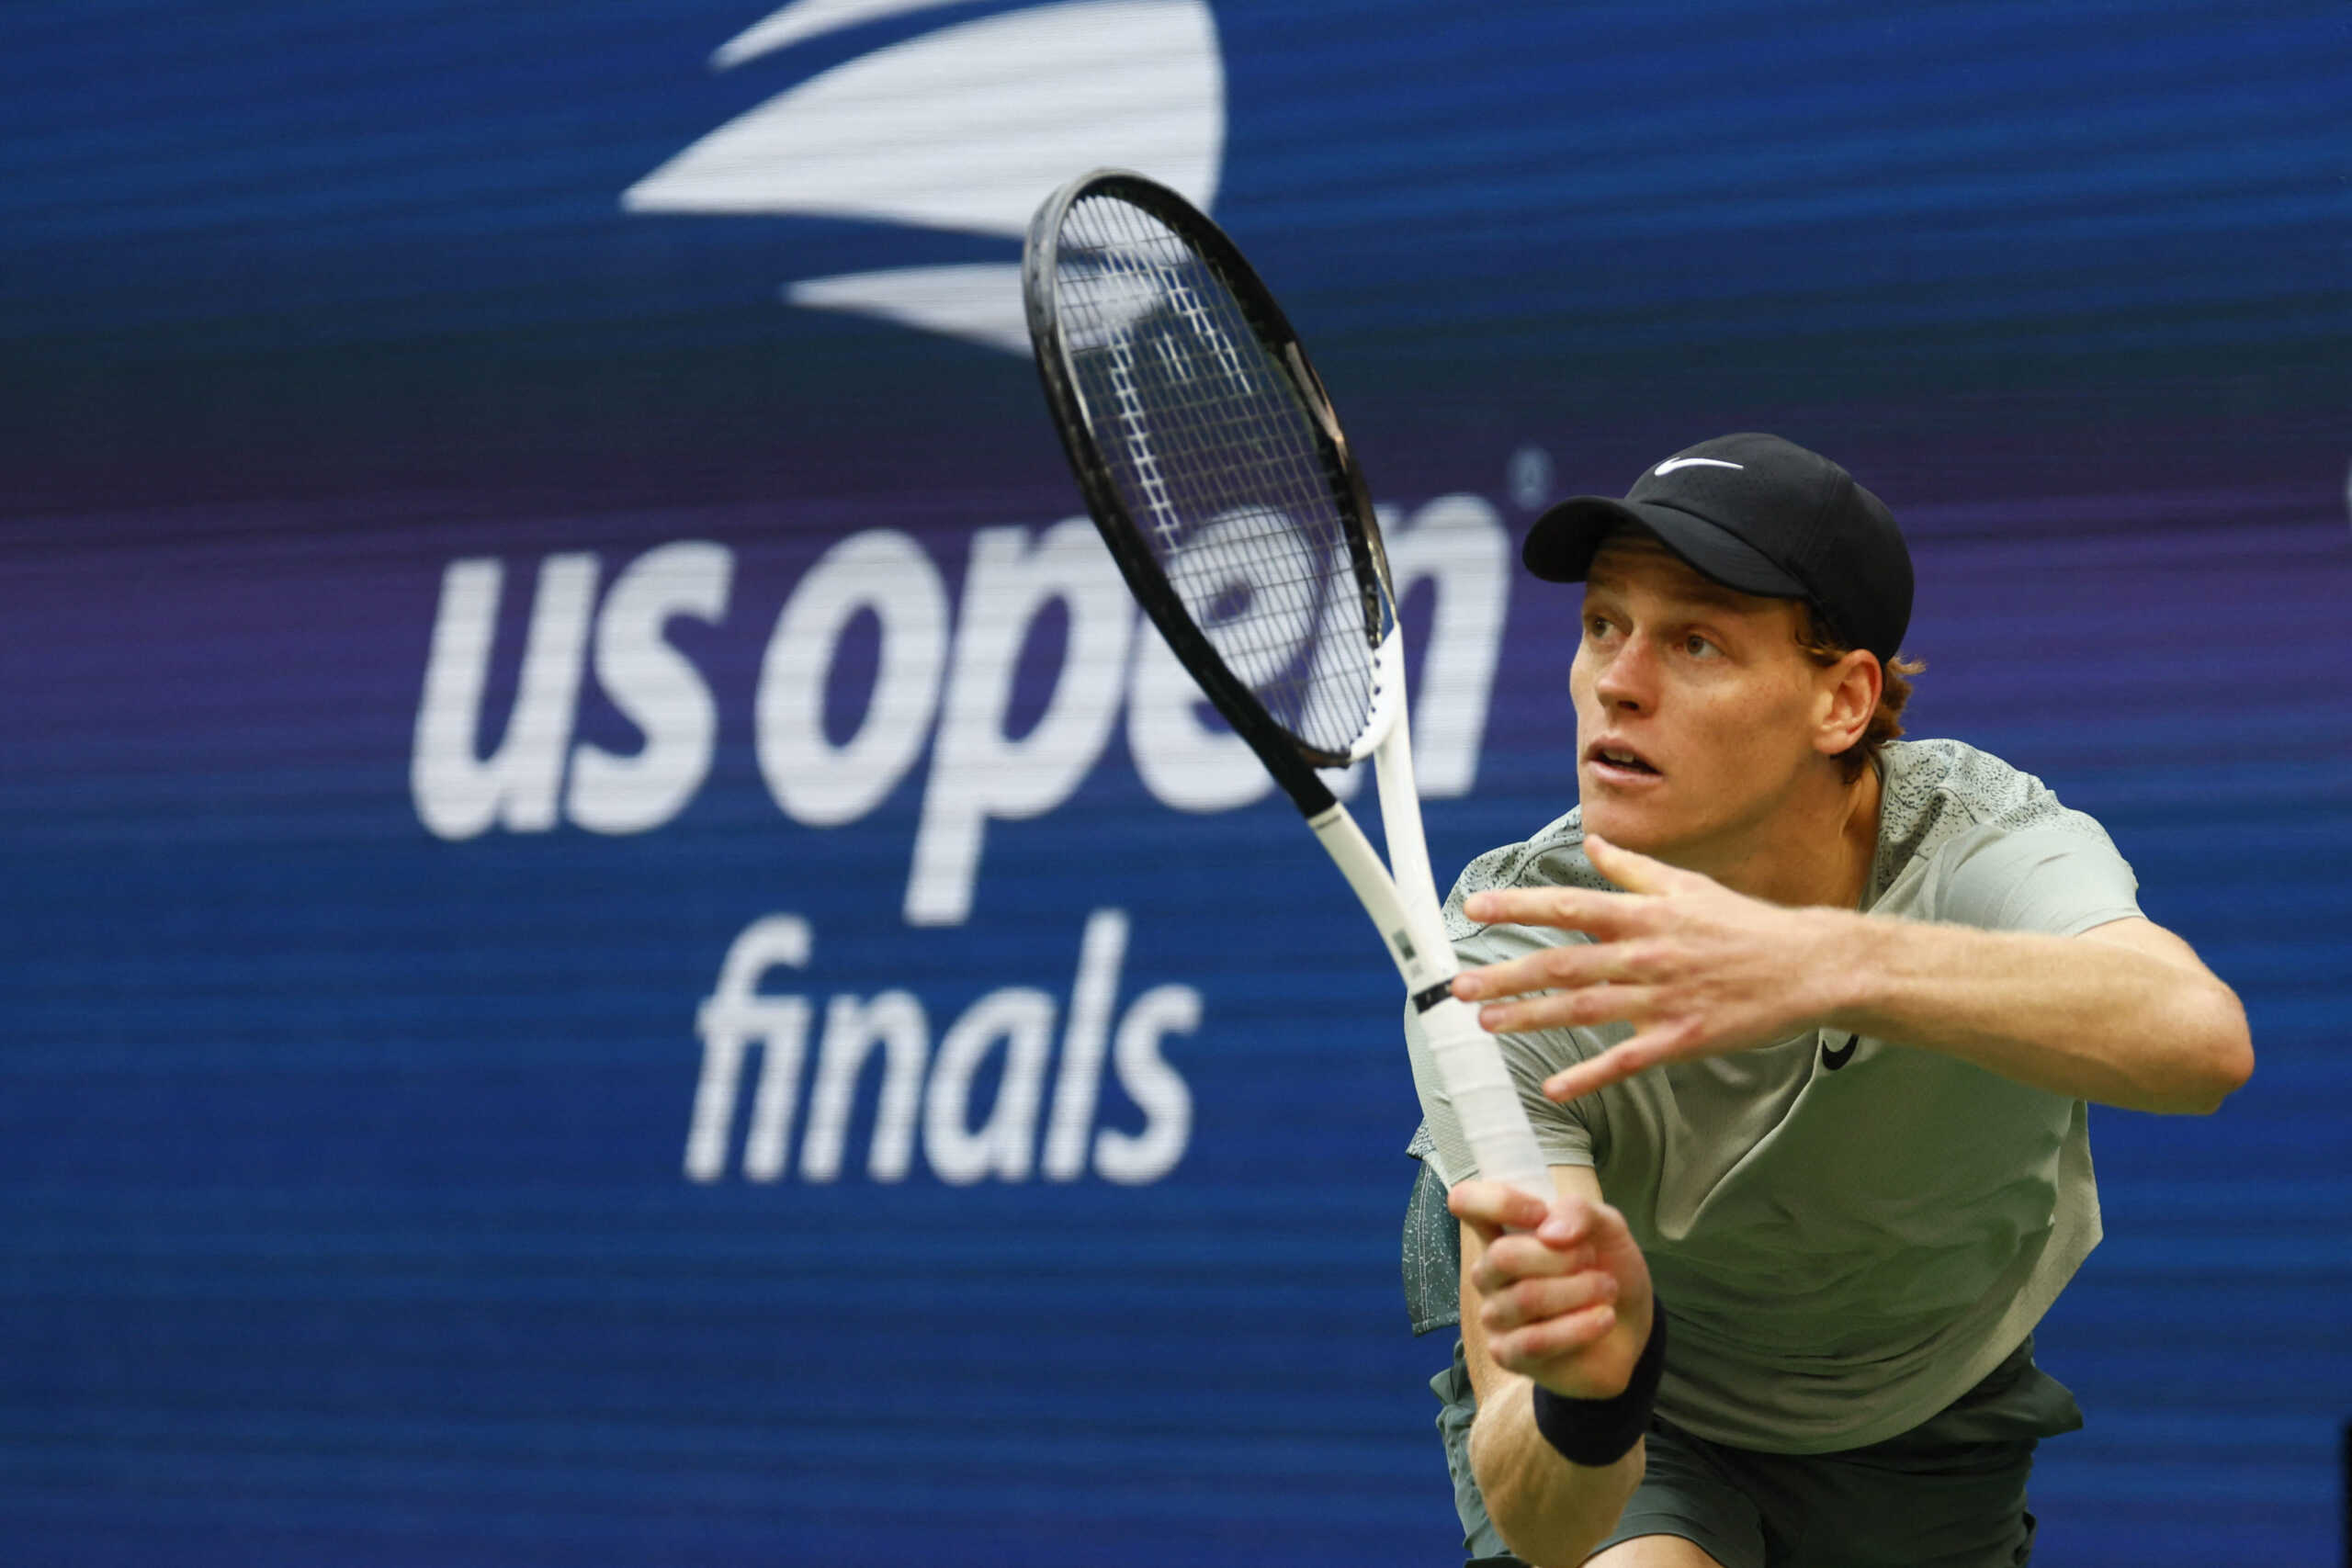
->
<box><xmin>1402</xmin><ymin>738</ymin><xmax>2144</xmax><ymax>1455</ymax></box>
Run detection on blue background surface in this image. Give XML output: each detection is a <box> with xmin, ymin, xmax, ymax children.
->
<box><xmin>4</xmin><ymin>3</ymin><xmax>2347</xmax><ymax>1563</ymax></box>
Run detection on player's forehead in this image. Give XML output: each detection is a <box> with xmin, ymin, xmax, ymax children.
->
<box><xmin>1584</xmin><ymin>531</ymin><xmax>1788</xmax><ymax>619</ymax></box>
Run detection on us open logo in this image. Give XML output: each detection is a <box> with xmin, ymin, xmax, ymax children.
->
<box><xmin>621</xmin><ymin>0</ymin><xmax>1226</xmax><ymax>353</ymax></box>
<box><xmin>491</xmin><ymin>1</ymin><xmax>1496</xmax><ymax>1189</ymax></box>
<box><xmin>408</xmin><ymin>500</ymin><xmax>1510</xmax><ymax>1187</ymax></box>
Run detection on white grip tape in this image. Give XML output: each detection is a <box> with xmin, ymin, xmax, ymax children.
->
<box><xmin>1419</xmin><ymin>994</ymin><xmax>1552</xmax><ymax>1201</ymax></box>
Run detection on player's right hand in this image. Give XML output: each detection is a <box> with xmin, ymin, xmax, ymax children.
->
<box><xmin>1449</xmin><ymin>1179</ymin><xmax>1656</xmax><ymax>1401</ymax></box>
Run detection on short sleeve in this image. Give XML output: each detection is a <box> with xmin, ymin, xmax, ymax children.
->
<box><xmin>1402</xmin><ymin>924</ymin><xmax>1603</xmax><ymax>1188</ymax></box>
<box><xmin>1934</xmin><ymin>823</ymin><xmax>2143</xmax><ymax>936</ymax></box>
<box><xmin>1406</xmin><ymin>817</ymin><xmax>1613</xmax><ymax>1188</ymax></box>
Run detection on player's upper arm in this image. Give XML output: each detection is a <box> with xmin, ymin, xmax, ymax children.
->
<box><xmin>1929</xmin><ymin>819</ymin><xmax>2136</xmax><ymax>932</ymax></box>
<box><xmin>2080</xmin><ymin>915</ymin><xmax>2254</xmax><ymax>1100</ymax></box>
<box><xmin>1457</xmin><ymin>1164</ymin><xmax>1604</xmax><ymax>1411</ymax></box>
<box><xmin>2075</xmin><ymin>913</ymin><xmax>2216</xmax><ymax>975</ymax></box>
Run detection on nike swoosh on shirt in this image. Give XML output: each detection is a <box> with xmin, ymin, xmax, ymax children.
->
<box><xmin>1821</xmin><ymin>1033</ymin><xmax>1859</xmax><ymax>1071</ymax></box>
<box><xmin>1654</xmin><ymin>457</ymin><xmax>1745</xmax><ymax>475</ymax></box>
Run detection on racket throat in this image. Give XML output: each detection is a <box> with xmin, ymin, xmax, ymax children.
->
<box><xmin>1306</xmin><ymin>802</ymin><xmax>1455</xmax><ymax>995</ymax></box>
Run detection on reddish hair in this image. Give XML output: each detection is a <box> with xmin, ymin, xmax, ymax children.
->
<box><xmin>1794</xmin><ymin>605</ymin><xmax>1925</xmax><ymax>782</ymax></box>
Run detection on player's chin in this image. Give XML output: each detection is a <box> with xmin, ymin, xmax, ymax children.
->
<box><xmin>1575</xmin><ymin>793</ymin><xmax>1679</xmax><ymax>857</ymax></box>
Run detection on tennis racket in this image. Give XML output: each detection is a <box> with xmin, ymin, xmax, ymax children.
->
<box><xmin>1021</xmin><ymin>168</ymin><xmax>1550</xmax><ymax>1202</ymax></box>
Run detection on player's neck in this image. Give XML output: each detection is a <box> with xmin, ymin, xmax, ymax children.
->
<box><xmin>1689</xmin><ymin>760</ymin><xmax>1883</xmax><ymax>910</ymax></box>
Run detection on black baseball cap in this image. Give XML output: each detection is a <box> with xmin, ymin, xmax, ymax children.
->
<box><xmin>1521</xmin><ymin>433</ymin><xmax>1914</xmax><ymax>662</ymax></box>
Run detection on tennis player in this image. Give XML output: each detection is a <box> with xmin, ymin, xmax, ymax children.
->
<box><xmin>1398</xmin><ymin>433</ymin><xmax>2252</xmax><ymax>1568</ymax></box>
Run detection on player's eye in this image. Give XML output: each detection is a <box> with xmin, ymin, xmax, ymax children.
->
<box><xmin>1682</xmin><ymin>634</ymin><xmax>1720</xmax><ymax>659</ymax></box>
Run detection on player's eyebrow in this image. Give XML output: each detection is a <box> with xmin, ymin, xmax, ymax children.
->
<box><xmin>1585</xmin><ymin>564</ymin><xmax>1772</xmax><ymax>620</ymax></box>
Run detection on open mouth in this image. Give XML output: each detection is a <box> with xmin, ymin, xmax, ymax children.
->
<box><xmin>1587</xmin><ymin>743</ymin><xmax>1661</xmax><ymax>777</ymax></box>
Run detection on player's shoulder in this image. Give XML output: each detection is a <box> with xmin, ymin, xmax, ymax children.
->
<box><xmin>1875</xmin><ymin>738</ymin><xmax>2126</xmax><ymax>890</ymax></box>
<box><xmin>1881</xmin><ymin>738</ymin><xmax>2108</xmax><ymax>832</ymax></box>
<box><xmin>1440</xmin><ymin>806</ymin><xmax>1611</xmax><ymax>942</ymax></box>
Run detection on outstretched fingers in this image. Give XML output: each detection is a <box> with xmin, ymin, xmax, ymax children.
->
<box><xmin>1453</xmin><ymin>936</ymin><xmax>1662</xmax><ymax>1000</ymax></box>
<box><xmin>1462</xmin><ymin>886</ymin><xmax>1652</xmax><ymax>939</ymax></box>
<box><xmin>1541</xmin><ymin>1030</ymin><xmax>1687</xmax><ymax>1103</ymax></box>
<box><xmin>1470</xmin><ymin>981</ymin><xmax>1657</xmax><ymax>1036</ymax></box>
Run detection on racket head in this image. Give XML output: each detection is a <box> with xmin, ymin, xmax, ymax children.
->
<box><xmin>1023</xmin><ymin>169</ymin><xmax>1398</xmax><ymax>810</ymax></box>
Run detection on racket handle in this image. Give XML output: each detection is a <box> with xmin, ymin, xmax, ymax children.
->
<box><xmin>1418</xmin><ymin>995</ymin><xmax>1554</xmax><ymax>1203</ymax></box>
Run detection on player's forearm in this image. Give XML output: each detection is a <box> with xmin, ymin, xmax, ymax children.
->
<box><xmin>1818</xmin><ymin>913</ymin><xmax>2252</xmax><ymax>1113</ymax></box>
<box><xmin>1467</xmin><ymin>1378</ymin><xmax>1643</xmax><ymax>1568</ymax></box>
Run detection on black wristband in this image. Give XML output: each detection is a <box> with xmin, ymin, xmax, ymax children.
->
<box><xmin>1528</xmin><ymin>1301</ymin><xmax>1668</xmax><ymax>1468</ymax></box>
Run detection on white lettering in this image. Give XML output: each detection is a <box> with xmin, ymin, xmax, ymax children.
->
<box><xmin>1094</xmin><ymin>984</ymin><xmax>1198</xmax><ymax>1184</ymax></box>
<box><xmin>923</xmin><ymin>987</ymin><xmax>1056</xmax><ymax>1185</ymax></box>
<box><xmin>906</xmin><ymin>520</ymin><xmax>1135</xmax><ymax>925</ymax></box>
<box><xmin>1126</xmin><ymin>624</ymin><xmax>1273</xmax><ymax>813</ymax></box>
<box><xmin>742</xmin><ymin>1009</ymin><xmax>813</xmax><ymax>1182</ymax></box>
<box><xmin>568</xmin><ymin>541</ymin><xmax>732</xmax><ymax>834</ymax></box>
<box><xmin>686</xmin><ymin>914</ymin><xmax>811</xmax><ymax>1183</ymax></box>
<box><xmin>1385</xmin><ymin>494</ymin><xmax>1510</xmax><ymax>796</ymax></box>
<box><xmin>1126</xmin><ymin>495</ymin><xmax>1509</xmax><ymax>809</ymax></box>
<box><xmin>685</xmin><ymin>911</ymin><xmax>1194</xmax><ymax>1186</ymax></box>
<box><xmin>802</xmin><ymin>991</ymin><xmax>930</xmax><ymax>1182</ymax></box>
<box><xmin>1042</xmin><ymin>908</ymin><xmax>1125</xmax><ymax>1179</ymax></box>
<box><xmin>411</xmin><ymin>554</ymin><xmax>598</xmax><ymax>839</ymax></box>
<box><xmin>1126</xmin><ymin>505</ymin><xmax>1333</xmax><ymax>812</ymax></box>
<box><xmin>757</xmin><ymin>530</ymin><xmax>949</xmax><ymax>827</ymax></box>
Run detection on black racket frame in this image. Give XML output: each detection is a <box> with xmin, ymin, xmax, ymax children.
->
<box><xmin>1022</xmin><ymin>168</ymin><xmax>1393</xmax><ymax>819</ymax></box>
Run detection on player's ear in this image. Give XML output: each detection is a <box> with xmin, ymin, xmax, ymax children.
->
<box><xmin>1815</xmin><ymin>648</ymin><xmax>1880</xmax><ymax>756</ymax></box>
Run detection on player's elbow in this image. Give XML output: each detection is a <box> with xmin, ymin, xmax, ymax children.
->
<box><xmin>2172</xmin><ymin>980</ymin><xmax>2254</xmax><ymax>1115</ymax></box>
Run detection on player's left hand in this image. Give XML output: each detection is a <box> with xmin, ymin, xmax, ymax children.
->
<box><xmin>1449</xmin><ymin>833</ymin><xmax>1849</xmax><ymax>1103</ymax></box>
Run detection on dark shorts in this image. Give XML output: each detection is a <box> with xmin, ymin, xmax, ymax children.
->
<box><xmin>1434</xmin><ymin>1335</ymin><xmax>2081</xmax><ymax>1568</ymax></box>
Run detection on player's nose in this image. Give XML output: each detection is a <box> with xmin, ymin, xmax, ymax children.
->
<box><xmin>1592</xmin><ymin>639</ymin><xmax>1657</xmax><ymax>710</ymax></box>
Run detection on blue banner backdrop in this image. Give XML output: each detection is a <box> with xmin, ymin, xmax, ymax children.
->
<box><xmin>4</xmin><ymin>4</ymin><xmax>2348</xmax><ymax>1564</ymax></box>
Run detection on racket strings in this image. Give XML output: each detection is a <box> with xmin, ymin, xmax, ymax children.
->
<box><xmin>1055</xmin><ymin>194</ymin><xmax>1385</xmax><ymax>758</ymax></box>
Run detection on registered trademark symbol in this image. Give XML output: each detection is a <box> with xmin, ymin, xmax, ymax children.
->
<box><xmin>1507</xmin><ymin>446</ymin><xmax>1554</xmax><ymax>512</ymax></box>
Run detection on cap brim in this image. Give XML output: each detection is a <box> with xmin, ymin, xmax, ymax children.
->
<box><xmin>1522</xmin><ymin>497</ymin><xmax>1807</xmax><ymax>597</ymax></box>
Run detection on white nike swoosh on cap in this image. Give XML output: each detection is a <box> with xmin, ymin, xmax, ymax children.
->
<box><xmin>1655</xmin><ymin>457</ymin><xmax>1746</xmax><ymax>475</ymax></box>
